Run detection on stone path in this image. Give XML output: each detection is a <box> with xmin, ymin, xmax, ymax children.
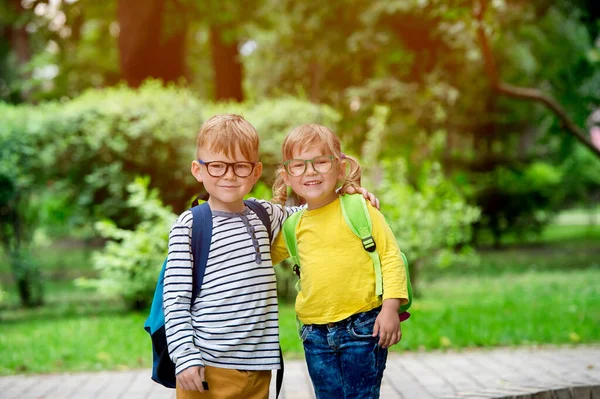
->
<box><xmin>1</xmin><ymin>346</ymin><xmax>598</xmax><ymax>399</ymax></box>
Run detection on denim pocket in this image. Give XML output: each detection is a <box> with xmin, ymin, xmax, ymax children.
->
<box><xmin>348</xmin><ymin>312</ymin><xmax>378</xmax><ymax>340</ymax></box>
<box><xmin>300</xmin><ymin>324</ymin><xmax>312</xmax><ymax>342</ymax></box>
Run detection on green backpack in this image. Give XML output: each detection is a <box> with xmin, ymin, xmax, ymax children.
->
<box><xmin>282</xmin><ymin>194</ymin><xmax>412</xmax><ymax>330</ymax></box>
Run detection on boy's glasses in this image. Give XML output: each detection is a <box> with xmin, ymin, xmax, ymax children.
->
<box><xmin>284</xmin><ymin>155</ymin><xmax>335</xmax><ymax>177</ymax></box>
<box><xmin>198</xmin><ymin>160</ymin><xmax>257</xmax><ymax>178</ymax></box>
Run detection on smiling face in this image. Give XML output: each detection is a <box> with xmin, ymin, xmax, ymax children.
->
<box><xmin>283</xmin><ymin>144</ymin><xmax>345</xmax><ymax>210</ymax></box>
<box><xmin>191</xmin><ymin>144</ymin><xmax>262</xmax><ymax>212</ymax></box>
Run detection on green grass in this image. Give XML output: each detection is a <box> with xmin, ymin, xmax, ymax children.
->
<box><xmin>429</xmin><ymin>224</ymin><xmax>600</xmax><ymax>278</ymax></box>
<box><xmin>0</xmin><ymin>311</ymin><xmax>149</xmax><ymax>375</ymax></box>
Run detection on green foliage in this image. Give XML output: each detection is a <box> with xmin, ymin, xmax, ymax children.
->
<box><xmin>473</xmin><ymin>161</ymin><xmax>566</xmax><ymax>245</ymax></box>
<box><xmin>376</xmin><ymin>160</ymin><xmax>480</xmax><ymax>270</ymax></box>
<box><xmin>0</xmin><ymin>103</ymin><xmax>45</xmax><ymax>307</ymax></box>
<box><xmin>359</xmin><ymin>104</ymin><xmax>480</xmax><ymax>288</ymax></box>
<box><xmin>77</xmin><ymin>177</ymin><xmax>176</xmax><ymax>310</ymax></box>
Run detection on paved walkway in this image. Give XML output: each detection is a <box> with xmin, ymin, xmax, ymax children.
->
<box><xmin>1</xmin><ymin>346</ymin><xmax>599</xmax><ymax>399</ymax></box>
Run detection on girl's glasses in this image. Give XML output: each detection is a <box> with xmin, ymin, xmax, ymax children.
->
<box><xmin>198</xmin><ymin>160</ymin><xmax>257</xmax><ymax>178</ymax></box>
<box><xmin>284</xmin><ymin>155</ymin><xmax>335</xmax><ymax>177</ymax></box>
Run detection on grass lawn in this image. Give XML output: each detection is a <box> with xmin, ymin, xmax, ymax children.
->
<box><xmin>0</xmin><ymin>223</ymin><xmax>598</xmax><ymax>375</ymax></box>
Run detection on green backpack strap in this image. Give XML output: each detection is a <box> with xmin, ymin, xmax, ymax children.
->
<box><xmin>399</xmin><ymin>252</ymin><xmax>412</xmax><ymax>314</ymax></box>
<box><xmin>339</xmin><ymin>195</ymin><xmax>383</xmax><ymax>297</ymax></box>
<box><xmin>281</xmin><ymin>210</ymin><xmax>305</xmax><ymax>337</ymax></box>
<box><xmin>282</xmin><ymin>210</ymin><xmax>303</xmax><ymax>269</ymax></box>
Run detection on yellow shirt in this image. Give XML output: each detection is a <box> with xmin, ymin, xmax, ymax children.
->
<box><xmin>271</xmin><ymin>197</ymin><xmax>408</xmax><ymax>324</ymax></box>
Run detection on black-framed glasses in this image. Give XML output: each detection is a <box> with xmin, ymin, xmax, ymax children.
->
<box><xmin>198</xmin><ymin>160</ymin><xmax>257</xmax><ymax>178</ymax></box>
<box><xmin>283</xmin><ymin>155</ymin><xmax>335</xmax><ymax>177</ymax></box>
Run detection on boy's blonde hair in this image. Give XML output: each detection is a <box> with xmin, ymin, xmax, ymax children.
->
<box><xmin>196</xmin><ymin>114</ymin><xmax>259</xmax><ymax>161</ymax></box>
<box><xmin>272</xmin><ymin>124</ymin><xmax>361</xmax><ymax>204</ymax></box>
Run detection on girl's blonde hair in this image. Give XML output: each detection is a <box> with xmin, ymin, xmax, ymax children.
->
<box><xmin>272</xmin><ymin>124</ymin><xmax>361</xmax><ymax>204</ymax></box>
<box><xmin>196</xmin><ymin>114</ymin><xmax>259</xmax><ymax>161</ymax></box>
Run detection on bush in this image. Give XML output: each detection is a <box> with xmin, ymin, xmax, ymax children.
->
<box><xmin>76</xmin><ymin>177</ymin><xmax>176</xmax><ymax>310</ymax></box>
<box><xmin>375</xmin><ymin>160</ymin><xmax>481</xmax><ymax>293</ymax></box>
<box><xmin>0</xmin><ymin>103</ymin><xmax>45</xmax><ymax>307</ymax></box>
<box><xmin>472</xmin><ymin>161</ymin><xmax>564</xmax><ymax>246</ymax></box>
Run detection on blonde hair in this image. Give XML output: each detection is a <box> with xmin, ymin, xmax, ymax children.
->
<box><xmin>272</xmin><ymin>124</ymin><xmax>361</xmax><ymax>204</ymax></box>
<box><xmin>196</xmin><ymin>114</ymin><xmax>259</xmax><ymax>161</ymax></box>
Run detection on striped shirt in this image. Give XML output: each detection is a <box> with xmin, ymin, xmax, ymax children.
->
<box><xmin>163</xmin><ymin>199</ymin><xmax>297</xmax><ymax>375</ymax></box>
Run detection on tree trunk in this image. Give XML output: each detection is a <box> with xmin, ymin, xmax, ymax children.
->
<box><xmin>209</xmin><ymin>25</ymin><xmax>243</xmax><ymax>102</ymax></box>
<box><xmin>117</xmin><ymin>0</ymin><xmax>188</xmax><ymax>87</ymax></box>
<box><xmin>7</xmin><ymin>0</ymin><xmax>31</xmax><ymax>102</ymax></box>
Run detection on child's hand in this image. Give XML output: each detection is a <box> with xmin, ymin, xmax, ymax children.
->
<box><xmin>176</xmin><ymin>365</ymin><xmax>207</xmax><ymax>391</ymax></box>
<box><xmin>341</xmin><ymin>186</ymin><xmax>380</xmax><ymax>209</ymax></box>
<box><xmin>372</xmin><ymin>307</ymin><xmax>402</xmax><ymax>348</ymax></box>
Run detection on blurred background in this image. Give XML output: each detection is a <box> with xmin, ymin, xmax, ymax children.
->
<box><xmin>0</xmin><ymin>0</ymin><xmax>599</xmax><ymax>375</ymax></box>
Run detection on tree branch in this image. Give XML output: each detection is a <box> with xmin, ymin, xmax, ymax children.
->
<box><xmin>473</xmin><ymin>0</ymin><xmax>600</xmax><ymax>159</ymax></box>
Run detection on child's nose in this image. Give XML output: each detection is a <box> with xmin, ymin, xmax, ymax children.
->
<box><xmin>223</xmin><ymin>165</ymin><xmax>236</xmax><ymax>178</ymax></box>
<box><xmin>305</xmin><ymin>162</ymin><xmax>318</xmax><ymax>175</ymax></box>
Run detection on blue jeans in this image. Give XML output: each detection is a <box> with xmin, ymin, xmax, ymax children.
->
<box><xmin>301</xmin><ymin>307</ymin><xmax>388</xmax><ymax>399</ymax></box>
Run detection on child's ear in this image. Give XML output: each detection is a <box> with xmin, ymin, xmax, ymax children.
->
<box><xmin>191</xmin><ymin>160</ymin><xmax>203</xmax><ymax>183</ymax></box>
<box><xmin>251</xmin><ymin>162</ymin><xmax>263</xmax><ymax>183</ymax></box>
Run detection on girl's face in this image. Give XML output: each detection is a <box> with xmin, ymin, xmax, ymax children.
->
<box><xmin>283</xmin><ymin>145</ymin><xmax>345</xmax><ymax>210</ymax></box>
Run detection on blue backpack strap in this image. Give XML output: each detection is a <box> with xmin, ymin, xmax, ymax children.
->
<box><xmin>190</xmin><ymin>202</ymin><xmax>213</xmax><ymax>301</ymax></box>
<box><xmin>244</xmin><ymin>199</ymin><xmax>272</xmax><ymax>242</ymax></box>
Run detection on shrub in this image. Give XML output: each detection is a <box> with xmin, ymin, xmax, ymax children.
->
<box><xmin>76</xmin><ymin>177</ymin><xmax>176</xmax><ymax>310</ymax></box>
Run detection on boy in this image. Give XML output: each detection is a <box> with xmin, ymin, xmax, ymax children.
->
<box><xmin>163</xmin><ymin>114</ymin><xmax>376</xmax><ymax>399</ymax></box>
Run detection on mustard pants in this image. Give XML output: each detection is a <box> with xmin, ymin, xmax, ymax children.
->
<box><xmin>176</xmin><ymin>365</ymin><xmax>271</xmax><ymax>399</ymax></box>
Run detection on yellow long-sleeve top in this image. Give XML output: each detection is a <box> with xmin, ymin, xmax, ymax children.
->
<box><xmin>271</xmin><ymin>197</ymin><xmax>408</xmax><ymax>325</ymax></box>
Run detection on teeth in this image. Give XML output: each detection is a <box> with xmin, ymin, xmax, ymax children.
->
<box><xmin>305</xmin><ymin>181</ymin><xmax>320</xmax><ymax>186</ymax></box>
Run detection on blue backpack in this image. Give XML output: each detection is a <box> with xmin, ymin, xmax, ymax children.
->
<box><xmin>143</xmin><ymin>199</ymin><xmax>283</xmax><ymax>395</ymax></box>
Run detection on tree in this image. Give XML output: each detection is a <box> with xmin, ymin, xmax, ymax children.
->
<box><xmin>0</xmin><ymin>0</ymin><xmax>32</xmax><ymax>103</ymax></box>
<box><xmin>117</xmin><ymin>0</ymin><xmax>188</xmax><ymax>87</ymax></box>
<box><xmin>210</xmin><ymin>24</ymin><xmax>243</xmax><ymax>101</ymax></box>
<box><xmin>474</xmin><ymin>0</ymin><xmax>600</xmax><ymax>159</ymax></box>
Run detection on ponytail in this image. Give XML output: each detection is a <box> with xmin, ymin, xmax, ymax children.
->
<box><xmin>338</xmin><ymin>154</ymin><xmax>362</xmax><ymax>194</ymax></box>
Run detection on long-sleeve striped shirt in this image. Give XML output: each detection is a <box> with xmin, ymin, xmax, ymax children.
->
<box><xmin>163</xmin><ymin>199</ymin><xmax>297</xmax><ymax>375</ymax></box>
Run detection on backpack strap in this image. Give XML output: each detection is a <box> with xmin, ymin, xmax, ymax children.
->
<box><xmin>282</xmin><ymin>210</ymin><xmax>304</xmax><ymax>271</ymax></box>
<box><xmin>244</xmin><ymin>199</ymin><xmax>273</xmax><ymax>242</ymax></box>
<box><xmin>190</xmin><ymin>202</ymin><xmax>213</xmax><ymax>301</ymax></box>
<box><xmin>281</xmin><ymin>210</ymin><xmax>305</xmax><ymax>340</ymax></box>
<box><xmin>339</xmin><ymin>195</ymin><xmax>383</xmax><ymax>297</ymax></box>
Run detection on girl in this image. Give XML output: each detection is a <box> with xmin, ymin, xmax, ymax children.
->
<box><xmin>271</xmin><ymin>124</ymin><xmax>409</xmax><ymax>399</ymax></box>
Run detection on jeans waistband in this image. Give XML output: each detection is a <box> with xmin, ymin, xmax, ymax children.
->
<box><xmin>312</xmin><ymin>306</ymin><xmax>381</xmax><ymax>329</ymax></box>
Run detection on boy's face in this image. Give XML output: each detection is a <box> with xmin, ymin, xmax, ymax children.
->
<box><xmin>191</xmin><ymin>145</ymin><xmax>262</xmax><ymax>212</ymax></box>
<box><xmin>283</xmin><ymin>144</ymin><xmax>345</xmax><ymax>210</ymax></box>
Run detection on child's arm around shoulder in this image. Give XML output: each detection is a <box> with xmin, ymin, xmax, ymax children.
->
<box><xmin>248</xmin><ymin>198</ymin><xmax>303</xmax><ymax>242</ymax></box>
<box><xmin>247</xmin><ymin>199</ymin><xmax>301</xmax><ymax>265</ymax></box>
